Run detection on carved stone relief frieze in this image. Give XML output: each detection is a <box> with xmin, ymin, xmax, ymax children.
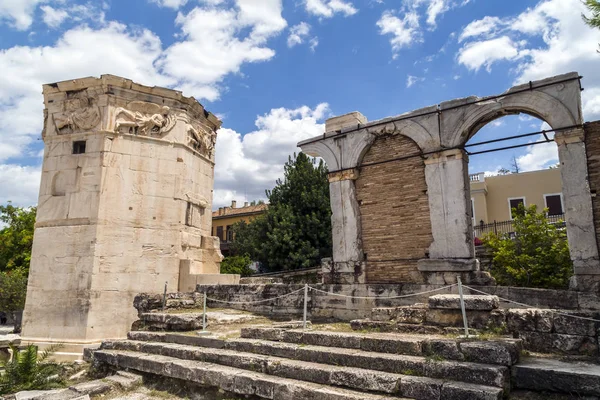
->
<box><xmin>187</xmin><ymin>120</ymin><xmax>217</xmax><ymax>158</ymax></box>
<box><xmin>114</xmin><ymin>101</ymin><xmax>177</xmax><ymax>137</ymax></box>
<box><xmin>53</xmin><ymin>96</ymin><xmax>101</xmax><ymax>135</ymax></box>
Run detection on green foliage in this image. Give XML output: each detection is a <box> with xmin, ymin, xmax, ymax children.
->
<box><xmin>220</xmin><ymin>255</ymin><xmax>254</xmax><ymax>277</ymax></box>
<box><xmin>0</xmin><ymin>203</ymin><xmax>36</xmax><ymax>272</ymax></box>
<box><xmin>0</xmin><ymin>343</ymin><xmax>65</xmax><ymax>395</ymax></box>
<box><xmin>232</xmin><ymin>153</ymin><xmax>332</xmax><ymax>272</ymax></box>
<box><xmin>0</xmin><ymin>268</ymin><xmax>28</xmax><ymax>312</ymax></box>
<box><xmin>583</xmin><ymin>0</ymin><xmax>600</xmax><ymax>50</ymax></box>
<box><xmin>484</xmin><ymin>204</ymin><xmax>573</xmax><ymax>289</ymax></box>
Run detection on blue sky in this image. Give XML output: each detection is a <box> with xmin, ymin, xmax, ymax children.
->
<box><xmin>0</xmin><ymin>0</ymin><xmax>599</xmax><ymax>208</ymax></box>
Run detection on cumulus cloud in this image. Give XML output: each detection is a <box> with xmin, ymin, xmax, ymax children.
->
<box><xmin>305</xmin><ymin>0</ymin><xmax>358</xmax><ymax>18</ymax></box>
<box><xmin>377</xmin><ymin>11</ymin><xmax>421</xmax><ymax>57</ymax></box>
<box><xmin>149</xmin><ymin>0</ymin><xmax>188</xmax><ymax>9</ymax></box>
<box><xmin>213</xmin><ymin>104</ymin><xmax>330</xmax><ymax>207</ymax></box>
<box><xmin>40</xmin><ymin>3</ymin><xmax>105</xmax><ymax>29</ymax></box>
<box><xmin>288</xmin><ymin>22</ymin><xmax>315</xmax><ymax>48</ymax></box>
<box><xmin>457</xmin><ymin>36</ymin><xmax>522</xmax><ymax>72</ymax></box>
<box><xmin>457</xmin><ymin>0</ymin><xmax>600</xmax><ymax>120</ymax></box>
<box><xmin>0</xmin><ymin>0</ymin><xmax>47</xmax><ymax>30</ymax></box>
<box><xmin>378</xmin><ymin>0</ymin><xmax>471</xmax><ymax>56</ymax></box>
<box><xmin>40</xmin><ymin>5</ymin><xmax>68</xmax><ymax>28</ymax></box>
<box><xmin>0</xmin><ymin>164</ymin><xmax>42</xmax><ymax>207</ymax></box>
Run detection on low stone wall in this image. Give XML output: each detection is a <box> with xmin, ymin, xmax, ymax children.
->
<box><xmin>134</xmin><ymin>283</ymin><xmax>599</xmax><ymax>322</ymax></box>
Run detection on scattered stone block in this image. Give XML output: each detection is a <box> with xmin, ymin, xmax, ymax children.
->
<box><xmin>459</xmin><ymin>341</ymin><xmax>520</xmax><ymax>366</ymax></box>
<box><xmin>428</xmin><ymin>295</ymin><xmax>499</xmax><ymax>311</ymax></box>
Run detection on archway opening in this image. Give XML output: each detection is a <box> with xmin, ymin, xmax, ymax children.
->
<box><xmin>466</xmin><ymin>114</ymin><xmax>570</xmax><ymax>288</ymax></box>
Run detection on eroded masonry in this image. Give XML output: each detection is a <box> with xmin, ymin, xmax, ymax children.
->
<box><xmin>299</xmin><ymin>72</ymin><xmax>600</xmax><ymax>291</ymax></box>
<box><xmin>22</xmin><ymin>75</ymin><xmax>233</xmax><ymax>349</ymax></box>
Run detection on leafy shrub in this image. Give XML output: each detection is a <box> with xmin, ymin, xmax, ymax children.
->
<box><xmin>484</xmin><ymin>204</ymin><xmax>573</xmax><ymax>289</ymax></box>
<box><xmin>0</xmin><ymin>344</ymin><xmax>64</xmax><ymax>395</ymax></box>
<box><xmin>220</xmin><ymin>255</ymin><xmax>254</xmax><ymax>277</ymax></box>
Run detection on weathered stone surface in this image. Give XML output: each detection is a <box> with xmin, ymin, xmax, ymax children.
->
<box><xmin>400</xmin><ymin>376</ymin><xmax>441</xmax><ymax>400</ymax></box>
<box><xmin>513</xmin><ymin>357</ymin><xmax>600</xmax><ymax>396</ymax></box>
<box><xmin>553</xmin><ymin>312</ymin><xmax>599</xmax><ymax>336</ymax></box>
<box><xmin>520</xmin><ymin>332</ymin><xmax>599</xmax><ymax>355</ymax></box>
<box><xmin>440</xmin><ymin>381</ymin><xmax>503</xmax><ymax>400</ymax></box>
<box><xmin>459</xmin><ymin>340</ymin><xmax>520</xmax><ymax>366</ymax></box>
<box><xmin>507</xmin><ymin>309</ymin><xmax>537</xmax><ymax>332</ymax></box>
<box><xmin>428</xmin><ymin>295</ymin><xmax>499</xmax><ymax>311</ymax></box>
<box><xmin>423</xmin><ymin>339</ymin><xmax>464</xmax><ymax>361</ymax></box>
<box><xmin>360</xmin><ymin>335</ymin><xmax>423</xmax><ymax>356</ymax></box>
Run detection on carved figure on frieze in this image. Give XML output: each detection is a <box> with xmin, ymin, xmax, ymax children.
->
<box><xmin>53</xmin><ymin>97</ymin><xmax>101</xmax><ymax>134</ymax></box>
<box><xmin>114</xmin><ymin>101</ymin><xmax>176</xmax><ymax>136</ymax></box>
<box><xmin>187</xmin><ymin>121</ymin><xmax>217</xmax><ymax>158</ymax></box>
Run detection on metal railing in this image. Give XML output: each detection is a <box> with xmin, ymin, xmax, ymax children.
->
<box><xmin>474</xmin><ymin>214</ymin><xmax>565</xmax><ymax>238</ymax></box>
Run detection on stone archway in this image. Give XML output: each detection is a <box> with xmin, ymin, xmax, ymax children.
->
<box><xmin>299</xmin><ymin>72</ymin><xmax>598</xmax><ymax>289</ymax></box>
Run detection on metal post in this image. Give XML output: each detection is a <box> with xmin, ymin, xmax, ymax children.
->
<box><xmin>202</xmin><ymin>291</ymin><xmax>207</xmax><ymax>332</ymax></box>
<box><xmin>303</xmin><ymin>284</ymin><xmax>308</xmax><ymax>330</ymax></box>
<box><xmin>457</xmin><ymin>277</ymin><xmax>470</xmax><ymax>337</ymax></box>
<box><xmin>162</xmin><ymin>281</ymin><xmax>168</xmax><ymax>312</ymax></box>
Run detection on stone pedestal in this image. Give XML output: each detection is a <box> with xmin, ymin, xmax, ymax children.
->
<box><xmin>21</xmin><ymin>75</ymin><xmax>224</xmax><ymax>348</ymax></box>
<box><xmin>555</xmin><ymin>129</ymin><xmax>600</xmax><ymax>292</ymax></box>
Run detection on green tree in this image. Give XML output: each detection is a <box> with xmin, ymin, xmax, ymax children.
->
<box><xmin>0</xmin><ymin>268</ymin><xmax>28</xmax><ymax>313</ymax></box>
<box><xmin>232</xmin><ymin>153</ymin><xmax>332</xmax><ymax>272</ymax></box>
<box><xmin>0</xmin><ymin>203</ymin><xmax>36</xmax><ymax>272</ymax></box>
<box><xmin>220</xmin><ymin>255</ymin><xmax>254</xmax><ymax>277</ymax></box>
<box><xmin>484</xmin><ymin>204</ymin><xmax>573</xmax><ymax>289</ymax></box>
<box><xmin>583</xmin><ymin>0</ymin><xmax>600</xmax><ymax>50</ymax></box>
<box><xmin>0</xmin><ymin>343</ymin><xmax>65</xmax><ymax>395</ymax></box>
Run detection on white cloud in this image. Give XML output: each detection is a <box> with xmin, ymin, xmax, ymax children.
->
<box><xmin>40</xmin><ymin>5</ymin><xmax>68</xmax><ymax>28</ymax></box>
<box><xmin>213</xmin><ymin>103</ymin><xmax>330</xmax><ymax>207</ymax></box>
<box><xmin>377</xmin><ymin>11</ymin><xmax>421</xmax><ymax>57</ymax></box>
<box><xmin>457</xmin><ymin>0</ymin><xmax>600</xmax><ymax>120</ymax></box>
<box><xmin>459</xmin><ymin>16</ymin><xmax>503</xmax><ymax>42</ymax></box>
<box><xmin>457</xmin><ymin>36</ymin><xmax>522</xmax><ymax>72</ymax></box>
<box><xmin>305</xmin><ymin>0</ymin><xmax>357</xmax><ymax>18</ymax></box>
<box><xmin>0</xmin><ymin>0</ymin><xmax>47</xmax><ymax>30</ymax></box>
<box><xmin>406</xmin><ymin>75</ymin><xmax>425</xmax><ymax>88</ymax></box>
<box><xmin>516</xmin><ymin>135</ymin><xmax>558</xmax><ymax>172</ymax></box>
<box><xmin>160</xmin><ymin>1</ymin><xmax>286</xmax><ymax>100</ymax></box>
<box><xmin>0</xmin><ymin>164</ymin><xmax>41</xmax><ymax>207</ymax></box>
<box><xmin>309</xmin><ymin>37</ymin><xmax>319</xmax><ymax>51</ymax></box>
<box><xmin>149</xmin><ymin>0</ymin><xmax>188</xmax><ymax>9</ymax></box>
<box><xmin>426</xmin><ymin>0</ymin><xmax>450</xmax><ymax>27</ymax></box>
<box><xmin>288</xmin><ymin>22</ymin><xmax>311</xmax><ymax>47</ymax></box>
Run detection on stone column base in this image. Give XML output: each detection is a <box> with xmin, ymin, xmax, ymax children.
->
<box><xmin>417</xmin><ymin>258</ymin><xmax>495</xmax><ymax>285</ymax></box>
<box><xmin>321</xmin><ymin>258</ymin><xmax>366</xmax><ymax>284</ymax></box>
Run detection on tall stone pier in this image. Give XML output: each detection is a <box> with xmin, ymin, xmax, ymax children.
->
<box><xmin>22</xmin><ymin>75</ymin><xmax>225</xmax><ymax>354</ymax></box>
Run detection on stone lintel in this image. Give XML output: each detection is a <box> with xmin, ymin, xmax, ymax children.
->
<box><xmin>417</xmin><ymin>258</ymin><xmax>479</xmax><ymax>272</ymax></box>
<box><xmin>554</xmin><ymin>128</ymin><xmax>585</xmax><ymax>145</ymax></box>
<box><xmin>328</xmin><ymin>168</ymin><xmax>360</xmax><ymax>182</ymax></box>
<box><xmin>325</xmin><ymin>112</ymin><xmax>367</xmax><ymax>133</ymax></box>
<box><xmin>424</xmin><ymin>148</ymin><xmax>468</xmax><ymax>165</ymax></box>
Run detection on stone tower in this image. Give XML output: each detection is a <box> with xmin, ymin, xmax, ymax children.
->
<box><xmin>22</xmin><ymin>75</ymin><xmax>225</xmax><ymax>351</ymax></box>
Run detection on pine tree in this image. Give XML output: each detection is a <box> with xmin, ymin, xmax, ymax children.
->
<box><xmin>232</xmin><ymin>153</ymin><xmax>332</xmax><ymax>272</ymax></box>
<box><xmin>583</xmin><ymin>0</ymin><xmax>600</xmax><ymax>51</ymax></box>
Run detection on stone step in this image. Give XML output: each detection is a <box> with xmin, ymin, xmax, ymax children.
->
<box><xmin>100</xmin><ymin>340</ymin><xmax>504</xmax><ymax>400</ymax></box>
<box><xmin>512</xmin><ymin>357</ymin><xmax>600</xmax><ymax>397</ymax></box>
<box><xmin>223</xmin><ymin>338</ymin><xmax>509</xmax><ymax>389</ymax></box>
<box><xmin>238</xmin><ymin>327</ymin><xmax>521</xmax><ymax>366</ymax></box>
<box><xmin>93</xmin><ymin>349</ymin><xmax>403</xmax><ymax>400</ymax></box>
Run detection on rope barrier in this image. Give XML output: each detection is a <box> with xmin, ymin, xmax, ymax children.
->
<box><xmin>464</xmin><ymin>285</ymin><xmax>600</xmax><ymax>323</ymax></box>
<box><xmin>206</xmin><ymin>287</ymin><xmax>305</xmax><ymax>305</ymax></box>
<box><xmin>307</xmin><ymin>283</ymin><xmax>458</xmax><ymax>300</ymax></box>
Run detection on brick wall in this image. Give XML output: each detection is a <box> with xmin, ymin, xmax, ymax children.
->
<box><xmin>355</xmin><ymin>134</ymin><xmax>432</xmax><ymax>283</ymax></box>
<box><xmin>585</xmin><ymin>120</ymin><xmax>600</xmax><ymax>252</ymax></box>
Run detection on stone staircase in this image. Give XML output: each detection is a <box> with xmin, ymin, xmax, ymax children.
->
<box><xmin>91</xmin><ymin>326</ymin><xmax>521</xmax><ymax>400</ymax></box>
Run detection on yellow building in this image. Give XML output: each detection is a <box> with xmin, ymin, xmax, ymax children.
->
<box><xmin>212</xmin><ymin>200</ymin><xmax>268</xmax><ymax>255</ymax></box>
<box><xmin>470</xmin><ymin>168</ymin><xmax>563</xmax><ymax>237</ymax></box>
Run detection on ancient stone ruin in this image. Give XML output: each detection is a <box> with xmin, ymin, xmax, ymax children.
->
<box><xmin>299</xmin><ymin>72</ymin><xmax>600</xmax><ymax>291</ymax></box>
<box><xmin>21</xmin><ymin>75</ymin><xmax>233</xmax><ymax>352</ymax></box>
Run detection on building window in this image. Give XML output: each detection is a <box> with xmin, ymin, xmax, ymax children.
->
<box><xmin>216</xmin><ymin>226</ymin><xmax>223</xmax><ymax>241</ymax></box>
<box><xmin>544</xmin><ymin>194</ymin><xmax>564</xmax><ymax>216</ymax></box>
<box><xmin>508</xmin><ymin>197</ymin><xmax>525</xmax><ymax>219</ymax></box>
<box><xmin>226</xmin><ymin>225</ymin><xmax>234</xmax><ymax>242</ymax></box>
<box><xmin>72</xmin><ymin>140</ymin><xmax>86</xmax><ymax>154</ymax></box>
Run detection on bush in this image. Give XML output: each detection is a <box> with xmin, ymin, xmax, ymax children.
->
<box><xmin>220</xmin><ymin>255</ymin><xmax>254</xmax><ymax>277</ymax></box>
<box><xmin>0</xmin><ymin>268</ymin><xmax>28</xmax><ymax>313</ymax></box>
<box><xmin>0</xmin><ymin>344</ymin><xmax>65</xmax><ymax>395</ymax></box>
<box><xmin>484</xmin><ymin>204</ymin><xmax>573</xmax><ymax>289</ymax></box>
